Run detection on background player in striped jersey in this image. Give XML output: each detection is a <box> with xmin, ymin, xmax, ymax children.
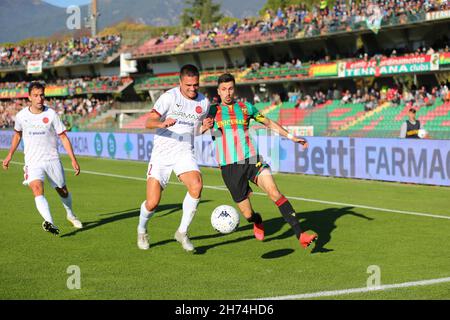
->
<box><xmin>207</xmin><ymin>73</ymin><xmax>317</xmax><ymax>249</ymax></box>
<box><xmin>2</xmin><ymin>82</ymin><xmax>82</xmax><ymax>235</ymax></box>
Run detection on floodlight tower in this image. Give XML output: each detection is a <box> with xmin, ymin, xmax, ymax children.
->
<box><xmin>85</xmin><ymin>0</ymin><xmax>99</xmax><ymax>37</ymax></box>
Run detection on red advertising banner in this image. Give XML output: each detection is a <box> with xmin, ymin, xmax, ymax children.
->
<box><xmin>339</xmin><ymin>54</ymin><xmax>440</xmax><ymax>77</ymax></box>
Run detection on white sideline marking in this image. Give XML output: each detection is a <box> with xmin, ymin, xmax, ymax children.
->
<box><xmin>9</xmin><ymin>161</ymin><xmax>450</xmax><ymax>221</ymax></box>
<box><xmin>255</xmin><ymin>276</ymin><xmax>450</xmax><ymax>300</ymax></box>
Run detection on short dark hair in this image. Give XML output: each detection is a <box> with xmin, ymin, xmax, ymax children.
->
<box><xmin>28</xmin><ymin>81</ymin><xmax>45</xmax><ymax>95</ymax></box>
<box><xmin>217</xmin><ymin>73</ymin><xmax>235</xmax><ymax>86</ymax></box>
<box><xmin>180</xmin><ymin>64</ymin><xmax>199</xmax><ymax>78</ymax></box>
<box><xmin>409</xmin><ymin>108</ymin><xmax>417</xmax><ymax>114</ymax></box>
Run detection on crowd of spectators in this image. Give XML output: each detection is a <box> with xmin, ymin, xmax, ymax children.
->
<box><xmin>286</xmin><ymin>81</ymin><xmax>450</xmax><ymax>112</ymax></box>
<box><xmin>64</xmin><ymin>75</ymin><xmax>130</xmax><ymax>94</ymax></box>
<box><xmin>247</xmin><ymin>42</ymin><xmax>449</xmax><ymax>78</ymax></box>
<box><xmin>0</xmin><ymin>35</ymin><xmax>121</xmax><ymax>68</ymax></box>
<box><xmin>249</xmin><ymin>58</ymin><xmax>304</xmax><ymax>73</ymax></box>
<box><xmin>0</xmin><ymin>99</ymin><xmax>23</xmax><ymax>128</ymax></box>
<box><xmin>151</xmin><ymin>0</ymin><xmax>449</xmax><ymax>49</ymax></box>
<box><xmin>64</xmin><ymin>35</ymin><xmax>121</xmax><ymax>63</ymax></box>
<box><xmin>0</xmin><ymin>97</ymin><xmax>114</xmax><ymax>129</ymax></box>
<box><xmin>0</xmin><ymin>76</ymin><xmax>131</xmax><ymax>94</ymax></box>
<box><xmin>2</xmin><ymin>82</ymin><xmax>449</xmax><ymax>129</ymax></box>
<box><xmin>47</xmin><ymin>97</ymin><xmax>114</xmax><ymax>118</ymax></box>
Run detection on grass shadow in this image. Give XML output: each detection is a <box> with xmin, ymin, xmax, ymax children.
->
<box><xmin>263</xmin><ymin>206</ymin><xmax>374</xmax><ymax>254</ymax></box>
<box><xmin>62</xmin><ymin>202</ymin><xmax>373</xmax><ymax>255</ymax></box>
<box><xmin>261</xmin><ymin>249</ymin><xmax>295</xmax><ymax>259</ymax></box>
<box><xmin>61</xmin><ymin>200</ymin><xmax>210</xmax><ymax>238</ymax></box>
<box><xmin>165</xmin><ymin>206</ymin><xmax>373</xmax><ymax>255</ymax></box>
<box><xmin>149</xmin><ymin>223</ymin><xmax>254</xmax><ymax>250</ymax></box>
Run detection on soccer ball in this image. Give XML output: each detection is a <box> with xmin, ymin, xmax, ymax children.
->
<box><xmin>211</xmin><ymin>205</ymin><xmax>240</xmax><ymax>234</ymax></box>
<box><xmin>418</xmin><ymin>129</ymin><xmax>428</xmax><ymax>139</ymax></box>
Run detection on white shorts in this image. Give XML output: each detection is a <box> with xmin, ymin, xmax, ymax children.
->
<box><xmin>23</xmin><ymin>159</ymin><xmax>66</xmax><ymax>189</ymax></box>
<box><xmin>147</xmin><ymin>153</ymin><xmax>200</xmax><ymax>189</ymax></box>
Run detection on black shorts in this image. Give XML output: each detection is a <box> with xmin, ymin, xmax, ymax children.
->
<box><xmin>220</xmin><ymin>156</ymin><xmax>270</xmax><ymax>203</ymax></box>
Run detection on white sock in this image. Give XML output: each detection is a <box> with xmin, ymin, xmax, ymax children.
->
<box><xmin>60</xmin><ymin>193</ymin><xmax>76</xmax><ymax>219</ymax></box>
<box><xmin>137</xmin><ymin>201</ymin><xmax>155</xmax><ymax>234</ymax></box>
<box><xmin>178</xmin><ymin>192</ymin><xmax>200</xmax><ymax>234</ymax></box>
<box><xmin>35</xmin><ymin>195</ymin><xmax>54</xmax><ymax>224</ymax></box>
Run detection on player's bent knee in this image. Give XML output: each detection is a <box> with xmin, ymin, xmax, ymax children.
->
<box><xmin>145</xmin><ymin>199</ymin><xmax>159</xmax><ymax>212</ymax></box>
<box><xmin>30</xmin><ymin>183</ymin><xmax>44</xmax><ymax>196</ymax></box>
<box><xmin>240</xmin><ymin>208</ymin><xmax>253</xmax><ymax>219</ymax></box>
<box><xmin>269</xmin><ymin>189</ymin><xmax>282</xmax><ymax>202</ymax></box>
<box><xmin>189</xmin><ymin>183</ymin><xmax>203</xmax><ymax>198</ymax></box>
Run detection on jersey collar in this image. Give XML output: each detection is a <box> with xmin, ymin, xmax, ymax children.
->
<box><xmin>220</xmin><ymin>100</ymin><xmax>236</xmax><ymax>109</ymax></box>
<box><xmin>28</xmin><ymin>105</ymin><xmax>47</xmax><ymax>115</ymax></box>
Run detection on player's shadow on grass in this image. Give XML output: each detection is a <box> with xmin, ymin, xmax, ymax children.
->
<box><xmin>60</xmin><ymin>201</ymin><xmax>210</xmax><ymax>238</ymax></box>
<box><xmin>182</xmin><ymin>206</ymin><xmax>373</xmax><ymax>255</ymax></box>
<box><xmin>149</xmin><ymin>223</ymin><xmax>255</xmax><ymax>252</ymax></box>
<box><xmin>261</xmin><ymin>249</ymin><xmax>295</xmax><ymax>259</ymax></box>
<box><xmin>264</xmin><ymin>206</ymin><xmax>374</xmax><ymax>254</ymax></box>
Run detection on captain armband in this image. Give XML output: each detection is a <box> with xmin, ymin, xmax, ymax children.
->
<box><xmin>254</xmin><ymin>113</ymin><xmax>266</xmax><ymax>123</ymax></box>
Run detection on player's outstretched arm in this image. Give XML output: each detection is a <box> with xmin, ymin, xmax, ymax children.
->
<box><xmin>262</xmin><ymin>118</ymin><xmax>308</xmax><ymax>148</ymax></box>
<box><xmin>2</xmin><ymin>131</ymin><xmax>22</xmax><ymax>170</ymax></box>
<box><xmin>145</xmin><ymin>110</ymin><xmax>176</xmax><ymax>129</ymax></box>
<box><xmin>59</xmin><ymin>133</ymin><xmax>80</xmax><ymax>176</ymax></box>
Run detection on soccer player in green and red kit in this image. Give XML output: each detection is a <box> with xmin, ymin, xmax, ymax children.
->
<box><xmin>207</xmin><ymin>73</ymin><xmax>317</xmax><ymax>249</ymax></box>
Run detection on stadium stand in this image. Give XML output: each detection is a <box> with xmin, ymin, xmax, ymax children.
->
<box><xmin>134</xmin><ymin>74</ymin><xmax>180</xmax><ymax>90</ymax></box>
<box><xmin>0</xmin><ymin>97</ymin><xmax>113</xmax><ymax>131</ymax></box>
<box><xmin>121</xmin><ymin>112</ymin><xmax>152</xmax><ymax>130</ymax></box>
<box><xmin>240</xmin><ymin>82</ymin><xmax>450</xmax><ymax>139</ymax></box>
<box><xmin>134</xmin><ymin>35</ymin><xmax>184</xmax><ymax>57</ymax></box>
<box><xmin>201</xmin><ymin>69</ymin><xmax>241</xmax><ymax>86</ymax></box>
<box><xmin>0</xmin><ymin>35</ymin><xmax>121</xmax><ymax>70</ymax></box>
<box><xmin>0</xmin><ymin>76</ymin><xmax>133</xmax><ymax>98</ymax></box>
<box><xmin>333</xmin><ymin>86</ymin><xmax>450</xmax><ymax>138</ymax></box>
<box><xmin>131</xmin><ymin>0</ymin><xmax>449</xmax><ymax>58</ymax></box>
<box><xmin>133</xmin><ymin>43</ymin><xmax>449</xmax><ymax>91</ymax></box>
<box><xmin>242</xmin><ymin>62</ymin><xmax>310</xmax><ymax>82</ymax></box>
<box><xmin>1</xmin><ymin>0</ymin><xmax>449</xmax><ymax>138</ymax></box>
<box><xmin>63</xmin><ymin>35</ymin><xmax>122</xmax><ymax>64</ymax></box>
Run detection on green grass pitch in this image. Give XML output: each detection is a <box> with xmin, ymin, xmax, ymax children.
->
<box><xmin>0</xmin><ymin>149</ymin><xmax>449</xmax><ymax>300</ymax></box>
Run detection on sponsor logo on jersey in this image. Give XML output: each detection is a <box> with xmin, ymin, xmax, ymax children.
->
<box><xmin>26</xmin><ymin>123</ymin><xmax>49</xmax><ymax>130</ymax></box>
<box><xmin>216</xmin><ymin>118</ymin><xmax>248</xmax><ymax>127</ymax></box>
<box><xmin>42</xmin><ymin>117</ymin><xmax>49</xmax><ymax>124</ymax></box>
<box><xmin>29</xmin><ymin>131</ymin><xmax>46</xmax><ymax>136</ymax></box>
<box><xmin>171</xmin><ymin>110</ymin><xmax>202</xmax><ymax>121</ymax></box>
<box><xmin>195</xmin><ymin>106</ymin><xmax>203</xmax><ymax>114</ymax></box>
<box><xmin>177</xmin><ymin>120</ymin><xmax>195</xmax><ymax>126</ymax></box>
